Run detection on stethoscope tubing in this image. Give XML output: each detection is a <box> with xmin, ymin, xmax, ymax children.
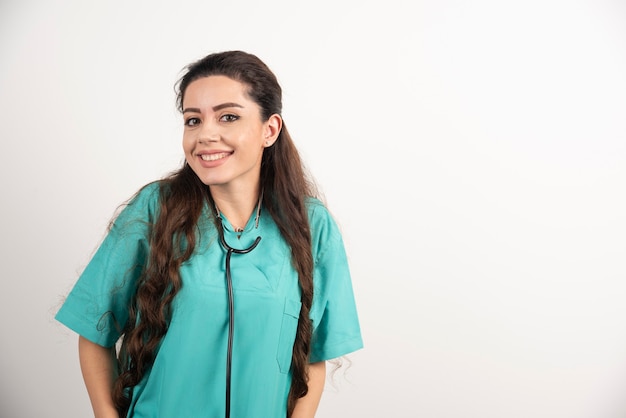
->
<box><xmin>217</xmin><ymin>220</ymin><xmax>261</xmax><ymax>418</ymax></box>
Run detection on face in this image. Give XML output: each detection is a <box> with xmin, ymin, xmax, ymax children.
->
<box><xmin>182</xmin><ymin>75</ymin><xmax>281</xmax><ymax>191</ymax></box>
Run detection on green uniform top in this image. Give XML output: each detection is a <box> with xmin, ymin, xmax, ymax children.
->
<box><xmin>55</xmin><ymin>182</ymin><xmax>363</xmax><ymax>417</ymax></box>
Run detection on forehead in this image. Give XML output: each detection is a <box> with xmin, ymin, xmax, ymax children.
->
<box><xmin>183</xmin><ymin>75</ymin><xmax>252</xmax><ymax>107</ymax></box>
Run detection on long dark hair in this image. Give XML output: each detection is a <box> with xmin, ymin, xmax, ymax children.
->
<box><xmin>112</xmin><ymin>51</ymin><xmax>317</xmax><ymax>416</ymax></box>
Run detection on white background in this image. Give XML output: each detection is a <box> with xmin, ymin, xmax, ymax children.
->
<box><xmin>1</xmin><ymin>0</ymin><xmax>626</xmax><ymax>417</ymax></box>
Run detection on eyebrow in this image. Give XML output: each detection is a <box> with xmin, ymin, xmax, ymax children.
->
<box><xmin>182</xmin><ymin>102</ymin><xmax>244</xmax><ymax>113</ymax></box>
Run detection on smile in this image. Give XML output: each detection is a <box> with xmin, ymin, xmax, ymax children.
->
<box><xmin>200</xmin><ymin>152</ymin><xmax>230</xmax><ymax>161</ymax></box>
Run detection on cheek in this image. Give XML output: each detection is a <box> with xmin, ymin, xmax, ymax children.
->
<box><xmin>182</xmin><ymin>136</ymin><xmax>194</xmax><ymax>154</ymax></box>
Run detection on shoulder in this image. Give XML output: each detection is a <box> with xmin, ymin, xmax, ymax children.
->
<box><xmin>305</xmin><ymin>197</ymin><xmax>344</xmax><ymax>257</ymax></box>
<box><xmin>110</xmin><ymin>181</ymin><xmax>162</xmax><ymax>233</ymax></box>
<box><xmin>129</xmin><ymin>181</ymin><xmax>162</xmax><ymax>206</ymax></box>
<box><xmin>305</xmin><ymin>197</ymin><xmax>336</xmax><ymax>231</ymax></box>
<box><xmin>123</xmin><ymin>181</ymin><xmax>162</xmax><ymax>215</ymax></box>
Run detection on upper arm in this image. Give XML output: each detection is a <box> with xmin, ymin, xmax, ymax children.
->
<box><xmin>308</xmin><ymin>204</ymin><xmax>363</xmax><ymax>363</ymax></box>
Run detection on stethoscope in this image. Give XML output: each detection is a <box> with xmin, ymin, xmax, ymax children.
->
<box><xmin>216</xmin><ymin>215</ymin><xmax>261</xmax><ymax>418</ymax></box>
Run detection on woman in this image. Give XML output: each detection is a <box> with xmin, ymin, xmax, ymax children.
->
<box><xmin>56</xmin><ymin>50</ymin><xmax>363</xmax><ymax>418</ymax></box>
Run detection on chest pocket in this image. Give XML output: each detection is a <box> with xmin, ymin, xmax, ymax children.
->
<box><xmin>277</xmin><ymin>299</ymin><xmax>302</xmax><ymax>374</ymax></box>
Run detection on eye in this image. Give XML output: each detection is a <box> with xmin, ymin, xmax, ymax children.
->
<box><xmin>220</xmin><ymin>114</ymin><xmax>239</xmax><ymax>123</ymax></box>
<box><xmin>184</xmin><ymin>117</ymin><xmax>201</xmax><ymax>127</ymax></box>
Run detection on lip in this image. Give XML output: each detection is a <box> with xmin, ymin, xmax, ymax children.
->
<box><xmin>195</xmin><ymin>150</ymin><xmax>233</xmax><ymax>168</ymax></box>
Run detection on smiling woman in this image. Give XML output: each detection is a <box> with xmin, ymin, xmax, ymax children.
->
<box><xmin>181</xmin><ymin>75</ymin><xmax>282</xmax><ymax>201</ymax></box>
<box><xmin>54</xmin><ymin>50</ymin><xmax>363</xmax><ymax>418</ymax></box>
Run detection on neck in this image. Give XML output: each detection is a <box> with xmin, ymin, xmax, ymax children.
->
<box><xmin>210</xmin><ymin>185</ymin><xmax>262</xmax><ymax>231</ymax></box>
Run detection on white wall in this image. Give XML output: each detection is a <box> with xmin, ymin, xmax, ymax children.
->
<box><xmin>2</xmin><ymin>0</ymin><xmax>626</xmax><ymax>417</ymax></box>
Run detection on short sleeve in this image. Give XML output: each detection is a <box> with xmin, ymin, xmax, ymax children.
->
<box><xmin>54</xmin><ymin>184</ymin><xmax>159</xmax><ymax>347</ymax></box>
<box><xmin>308</xmin><ymin>202</ymin><xmax>363</xmax><ymax>363</ymax></box>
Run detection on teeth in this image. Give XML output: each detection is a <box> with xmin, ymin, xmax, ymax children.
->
<box><xmin>201</xmin><ymin>153</ymin><xmax>228</xmax><ymax>161</ymax></box>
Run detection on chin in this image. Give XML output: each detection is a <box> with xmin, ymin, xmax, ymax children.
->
<box><xmin>197</xmin><ymin>176</ymin><xmax>230</xmax><ymax>187</ymax></box>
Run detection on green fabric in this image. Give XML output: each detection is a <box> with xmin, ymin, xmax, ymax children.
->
<box><xmin>55</xmin><ymin>182</ymin><xmax>362</xmax><ymax>417</ymax></box>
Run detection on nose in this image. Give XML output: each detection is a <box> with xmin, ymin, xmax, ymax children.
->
<box><xmin>198</xmin><ymin>120</ymin><xmax>220</xmax><ymax>143</ymax></box>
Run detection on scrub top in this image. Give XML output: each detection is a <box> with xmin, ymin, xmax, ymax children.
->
<box><xmin>55</xmin><ymin>182</ymin><xmax>363</xmax><ymax>417</ymax></box>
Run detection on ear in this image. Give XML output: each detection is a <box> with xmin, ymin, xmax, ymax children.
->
<box><xmin>263</xmin><ymin>114</ymin><xmax>283</xmax><ymax>147</ymax></box>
